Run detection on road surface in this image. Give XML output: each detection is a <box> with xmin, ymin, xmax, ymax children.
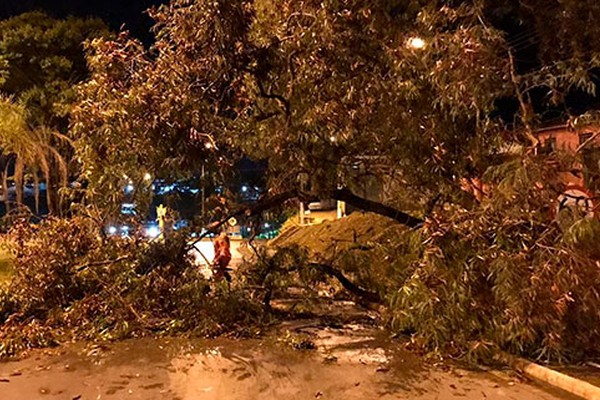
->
<box><xmin>0</xmin><ymin>318</ymin><xmax>578</xmax><ymax>400</ymax></box>
<box><xmin>188</xmin><ymin>238</ymin><xmax>248</xmax><ymax>278</ymax></box>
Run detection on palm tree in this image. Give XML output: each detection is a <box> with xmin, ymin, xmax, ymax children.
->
<box><xmin>0</xmin><ymin>97</ymin><xmax>69</xmax><ymax>215</ymax></box>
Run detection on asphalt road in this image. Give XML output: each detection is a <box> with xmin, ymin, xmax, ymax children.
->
<box><xmin>0</xmin><ymin>323</ymin><xmax>578</xmax><ymax>400</ymax></box>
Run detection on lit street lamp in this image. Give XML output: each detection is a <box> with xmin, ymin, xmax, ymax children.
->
<box><xmin>407</xmin><ymin>36</ymin><xmax>426</xmax><ymax>50</ymax></box>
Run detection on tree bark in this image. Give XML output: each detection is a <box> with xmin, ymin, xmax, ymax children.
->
<box><xmin>332</xmin><ymin>187</ymin><xmax>424</xmax><ymax>228</ymax></box>
<box><xmin>33</xmin><ymin>172</ymin><xmax>40</xmax><ymax>215</ymax></box>
<box><xmin>2</xmin><ymin>165</ymin><xmax>9</xmax><ymax>214</ymax></box>
<box><xmin>14</xmin><ymin>157</ymin><xmax>23</xmax><ymax>206</ymax></box>
<box><xmin>44</xmin><ymin>168</ymin><xmax>53</xmax><ymax>215</ymax></box>
<box><xmin>188</xmin><ymin>186</ymin><xmax>424</xmax><ymax>251</ymax></box>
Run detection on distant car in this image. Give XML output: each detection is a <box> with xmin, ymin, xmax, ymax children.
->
<box><xmin>308</xmin><ymin>199</ymin><xmax>336</xmax><ymax>211</ymax></box>
<box><xmin>121</xmin><ymin>203</ymin><xmax>137</xmax><ymax>215</ymax></box>
<box><xmin>106</xmin><ymin>219</ymin><xmax>190</xmax><ymax>238</ymax></box>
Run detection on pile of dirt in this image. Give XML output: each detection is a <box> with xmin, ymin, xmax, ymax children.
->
<box><xmin>270</xmin><ymin>212</ymin><xmax>404</xmax><ymax>257</ymax></box>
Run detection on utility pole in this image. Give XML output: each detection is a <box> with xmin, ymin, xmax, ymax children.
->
<box><xmin>298</xmin><ymin>172</ymin><xmax>309</xmax><ymax>225</ymax></box>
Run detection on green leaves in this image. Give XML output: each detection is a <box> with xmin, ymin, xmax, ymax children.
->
<box><xmin>0</xmin><ymin>12</ymin><xmax>109</xmax><ymax>128</ymax></box>
<box><xmin>383</xmin><ymin>155</ymin><xmax>600</xmax><ymax>362</ymax></box>
<box><xmin>0</xmin><ymin>12</ymin><xmax>110</xmax><ymax>215</ymax></box>
<box><xmin>0</xmin><ymin>217</ymin><xmax>265</xmax><ymax>358</ymax></box>
<box><xmin>0</xmin><ymin>97</ymin><xmax>70</xmax><ymax>214</ymax></box>
<box><xmin>71</xmin><ymin>1</ymin><xmax>519</xmax><ymax>212</ymax></box>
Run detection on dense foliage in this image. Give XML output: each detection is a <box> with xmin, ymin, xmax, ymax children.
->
<box><xmin>73</xmin><ymin>1</ymin><xmax>509</xmax><ymax>214</ymax></box>
<box><xmin>0</xmin><ymin>98</ymin><xmax>69</xmax><ymax>215</ymax></box>
<box><xmin>388</xmin><ymin>155</ymin><xmax>600</xmax><ymax>362</ymax></box>
<box><xmin>0</xmin><ymin>218</ymin><xmax>265</xmax><ymax>359</ymax></box>
<box><xmin>72</xmin><ymin>0</ymin><xmax>600</xmax><ymax>215</ymax></box>
<box><xmin>0</xmin><ymin>12</ymin><xmax>108</xmax><ymax>128</ymax></box>
<box><xmin>263</xmin><ymin>154</ymin><xmax>600</xmax><ymax>362</ymax></box>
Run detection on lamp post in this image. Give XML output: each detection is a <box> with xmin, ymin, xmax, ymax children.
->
<box><xmin>201</xmin><ymin>163</ymin><xmax>206</xmax><ymax>217</ymax></box>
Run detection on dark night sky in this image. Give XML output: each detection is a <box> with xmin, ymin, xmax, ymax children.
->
<box><xmin>0</xmin><ymin>0</ymin><xmax>171</xmax><ymax>40</ymax></box>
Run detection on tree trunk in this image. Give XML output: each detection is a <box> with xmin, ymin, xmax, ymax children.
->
<box><xmin>311</xmin><ymin>262</ymin><xmax>382</xmax><ymax>304</ymax></box>
<box><xmin>188</xmin><ymin>187</ymin><xmax>424</xmax><ymax>252</ymax></box>
<box><xmin>44</xmin><ymin>168</ymin><xmax>53</xmax><ymax>215</ymax></box>
<box><xmin>2</xmin><ymin>166</ymin><xmax>9</xmax><ymax>214</ymax></box>
<box><xmin>14</xmin><ymin>157</ymin><xmax>23</xmax><ymax>206</ymax></box>
<box><xmin>33</xmin><ymin>171</ymin><xmax>40</xmax><ymax>215</ymax></box>
<box><xmin>332</xmin><ymin>187</ymin><xmax>424</xmax><ymax>228</ymax></box>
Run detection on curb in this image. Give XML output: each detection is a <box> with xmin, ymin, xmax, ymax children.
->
<box><xmin>497</xmin><ymin>352</ymin><xmax>600</xmax><ymax>400</ymax></box>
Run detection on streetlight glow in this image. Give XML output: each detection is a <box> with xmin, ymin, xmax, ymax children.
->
<box><xmin>407</xmin><ymin>36</ymin><xmax>426</xmax><ymax>50</ymax></box>
<box><xmin>145</xmin><ymin>225</ymin><xmax>160</xmax><ymax>238</ymax></box>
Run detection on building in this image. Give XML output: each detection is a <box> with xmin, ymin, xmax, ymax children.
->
<box><xmin>536</xmin><ymin>124</ymin><xmax>600</xmax><ymax>217</ymax></box>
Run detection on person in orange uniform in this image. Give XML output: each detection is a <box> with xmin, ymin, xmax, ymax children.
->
<box><xmin>212</xmin><ymin>231</ymin><xmax>232</xmax><ymax>282</ymax></box>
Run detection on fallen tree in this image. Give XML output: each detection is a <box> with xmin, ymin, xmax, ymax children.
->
<box><xmin>0</xmin><ymin>217</ymin><xmax>266</xmax><ymax>360</ymax></box>
<box><xmin>332</xmin><ymin>188</ymin><xmax>424</xmax><ymax>228</ymax></box>
<box><xmin>259</xmin><ymin>157</ymin><xmax>600</xmax><ymax>363</ymax></box>
<box><xmin>311</xmin><ymin>262</ymin><xmax>382</xmax><ymax>304</ymax></box>
<box><xmin>188</xmin><ymin>186</ymin><xmax>424</xmax><ymax>252</ymax></box>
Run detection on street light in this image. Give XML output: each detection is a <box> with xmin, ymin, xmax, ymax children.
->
<box><xmin>407</xmin><ymin>36</ymin><xmax>426</xmax><ymax>50</ymax></box>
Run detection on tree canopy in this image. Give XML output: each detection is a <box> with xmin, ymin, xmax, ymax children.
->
<box><xmin>0</xmin><ymin>12</ymin><xmax>109</xmax><ymax>214</ymax></box>
<box><xmin>0</xmin><ymin>11</ymin><xmax>109</xmax><ymax>128</ymax></box>
<box><xmin>72</xmin><ymin>0</ymin><xmax>600</xmax><ymax>223</ymax></box>
<box><xmin>7</xmin><ymin>0</ymin><xmax>600</xmax><ymax>362</ymax></box>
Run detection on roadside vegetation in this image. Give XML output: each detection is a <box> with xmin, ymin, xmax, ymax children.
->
<box><xmin>0</xmin><ymin>217</ymin><xmax>266</xmax><ymax>359</ymax></box>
